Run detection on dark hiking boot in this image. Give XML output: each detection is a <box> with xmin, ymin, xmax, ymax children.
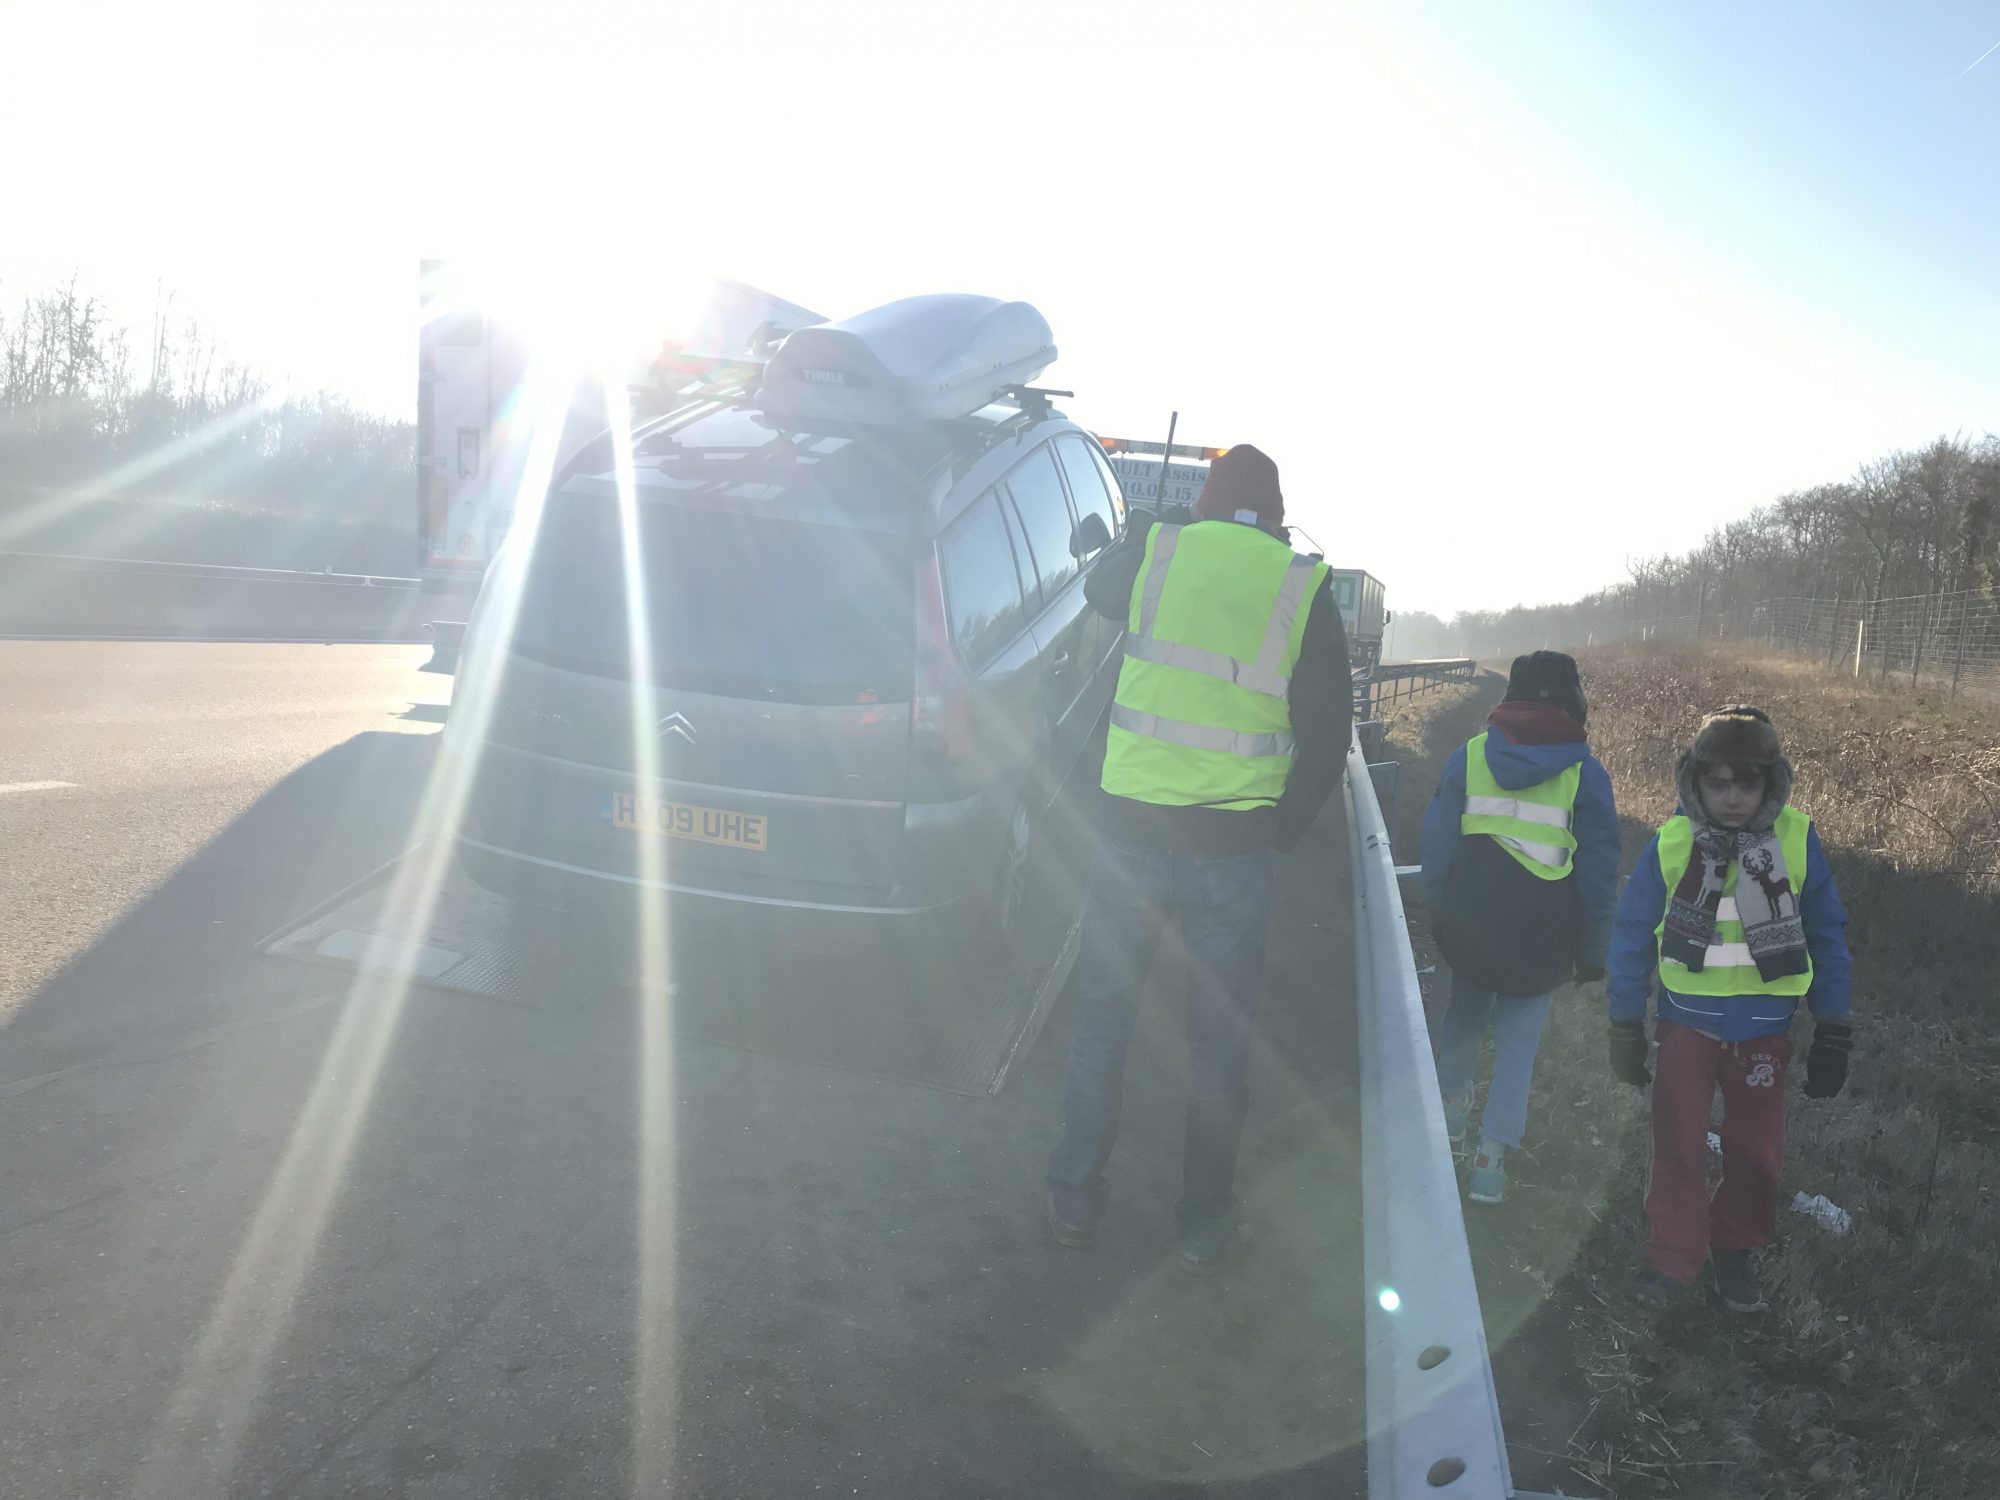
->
<box><xmin>1046</xmin><ymin>1193</ymin><xmax>1096</xmax><ymax>1250</ymax></box>
<box><xmin>1710</xmin><ymin>1249</ymin><xmax>1766</xmax><ymax>1313</ymax></box>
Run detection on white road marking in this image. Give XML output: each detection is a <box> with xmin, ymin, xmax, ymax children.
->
<box><xmin>0</xmin><ymin>780</ymin><xmax>77</xmax><ymax>795</ymax></box>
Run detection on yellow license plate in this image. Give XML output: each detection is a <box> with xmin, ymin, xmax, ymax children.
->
<box><xmin>605</xmin><ymin>791</ymin><xmax>768</xmax><ymax>851</ymax></box>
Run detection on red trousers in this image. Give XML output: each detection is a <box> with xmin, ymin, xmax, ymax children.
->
<box><xmin>1643</xmin><ymin>1021</ymin><xmax>1792</xmax><ymax>1282</ymax></box>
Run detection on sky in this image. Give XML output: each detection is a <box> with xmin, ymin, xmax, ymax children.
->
<box><xmin>2</xmin><ymin>0</ymin><xmax>1996</xmax><ymax>614</ymax></box>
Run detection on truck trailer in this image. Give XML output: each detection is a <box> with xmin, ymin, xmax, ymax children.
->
<box><xmin>1326</xmin><ymin>568</ymin><xmax>1387</xmax><ymax>667</ymax></box>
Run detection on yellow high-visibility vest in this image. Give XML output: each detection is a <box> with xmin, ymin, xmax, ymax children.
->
<box><xmin>1654</xmin><ymin>808</ymin><xmax>1814</xmax><ymax>996</ymax></box>
<box><xmin>1459</xmin><ymin>732</ymin><xmax>1582</xmax><ymax>881</ymax></box>
<box><xmin>1101</xmin><ymin>521</ymin><xmax>1328</xmax><ymax>810</ymax></box>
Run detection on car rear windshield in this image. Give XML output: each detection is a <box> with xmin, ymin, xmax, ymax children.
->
<box><xmin>511</xmin><ymin>491</ymin><xmax>912</xmax><ymax>703</ymax></box>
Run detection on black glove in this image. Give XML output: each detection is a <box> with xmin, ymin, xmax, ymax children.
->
<box><xmin>1608</xmin><ymin>1018</ymin><xmax>1651</xmax><ymax>1087</ymax></box>
<box><xmin>1803</xmin><ymin>1020</ymin><xmax>1852</xmax><ymax>1099</ymax></box>
<box><xmin>1573</xmin><ymin>962</ymin><xmax>1607</xmax><ymax>985</ymax></box>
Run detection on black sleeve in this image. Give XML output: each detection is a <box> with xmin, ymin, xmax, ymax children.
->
<box><xmin>1083</xmin><ymin>519</ymin><xmax>1151</xmax><ymax>622</ymax></box>
<box><xmin>1272</xmin><ymin>577</ymin><xmax>1352</xmax><ymax>852</ymax></box>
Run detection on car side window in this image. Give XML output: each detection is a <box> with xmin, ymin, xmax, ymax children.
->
<box><xmin>1086</xmin><ymin>441</ymin><xmax>1127</xmax><ymax>527</ymax></box>
<box><xmin>939</xmin><ymin>492</ymin><xmax>1029</xmax><ymax>668</ymax></box>
<box><xmin>1055</xmin><ymin>436</ymin><xmax>1120</xmax><ymax>548</ymax></box>
<box><xmin>1003</xmin><ymin>445</ymin><xmax>1081</xmax><ymax>604</ymax></box>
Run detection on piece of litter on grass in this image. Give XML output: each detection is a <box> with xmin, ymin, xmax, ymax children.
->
<box><xmin>1417</xmin><ymin>965</ymin><xmax>1437</xmax><ymax>976</ymax></box>
<box><xmin>1707</xmin><ymin>1132</ymin><xmax>1723</xmax><ymax>1154</ymax></box>
<box><xmin>1790</xmin><ymin>1191</ymin><xmax>1852</xmax><ymax>1234</ymax></box>
<box><xmin>1192</xmin><ymin>1443</ymin><xmax>1214</xmax><ymax>1458</ymax></box>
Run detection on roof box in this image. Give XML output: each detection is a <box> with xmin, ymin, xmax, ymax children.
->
<box><xmin>754</xmin><ymin>294</ymin><xmax>1056</xmax><ymax>427</ymax></box>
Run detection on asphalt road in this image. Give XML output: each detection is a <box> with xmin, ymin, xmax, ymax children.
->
<box><xmin>0</xmin><ymin>641</ymin><xmax>1364</xmax><ymax>1499</ymax></box>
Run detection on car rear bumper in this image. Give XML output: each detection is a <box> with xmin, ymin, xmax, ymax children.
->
<box><xmin>449</xmin><ymin>729</ymin><xmax>1010</xmax><ymax>950</ymax></box>
<box><xmin>455</xmin><ymin>833</ymin><xmax>970</xmax><ymax>919</ymax></box>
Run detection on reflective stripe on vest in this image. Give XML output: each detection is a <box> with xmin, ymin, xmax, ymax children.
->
<box><xmin>1108</xmin><ymin>704</ymin><xmax>1295</xmax><ymax>759</ymax></box>
<box><xmin>1458</xmin><ymin>731</ymin><xmax>1581</xmax><ymax>880</ymax></box>
<box><xmin>1654</xmin><ymin>807</ymin><xmax>1814</xmax><ymax>996</ymax></box>
<box><xmin>1121</xmin><ymin>547</ymin><xmax>1322</xmax><ymax>697</ymax></box>
<box><xmin>1100</xmin><ymin>521</ymin><xmax>1329</xmax><ymax>811</ymax></box>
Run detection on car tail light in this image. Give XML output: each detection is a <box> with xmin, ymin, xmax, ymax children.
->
<box><xmin>912</xmin><ymin>554</ymin><xmax>973</xmax><ymax>763</ymax></box>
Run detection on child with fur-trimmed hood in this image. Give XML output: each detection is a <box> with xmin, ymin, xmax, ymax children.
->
<box><xmin>1421</xmin><ymin>651</ymin><xmax>1622</xmax><ymax>1206</ymax></box>
<box><xmin>1607</xmin><ymin>706</ymin><xmax>1854</xmax><ymax>1313</ymax></box>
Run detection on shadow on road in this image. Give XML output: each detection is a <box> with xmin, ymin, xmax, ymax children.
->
<box><xmin>0</xmin><ymin>721</ymin><xmax>1365</xmax><ymax>1499</ymax></box>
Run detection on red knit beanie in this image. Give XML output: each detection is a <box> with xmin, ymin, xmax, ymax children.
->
<box><xmin>1194</xmin><ymin>444</ymin><xmax>1284</xmax><ymax>527</ymax></box>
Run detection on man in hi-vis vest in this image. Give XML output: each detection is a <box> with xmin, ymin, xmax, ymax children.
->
<box><xmin>1046</xmin><ymin>445</ymin><xmax>1350</xmax><ymax>1271</ymax></box>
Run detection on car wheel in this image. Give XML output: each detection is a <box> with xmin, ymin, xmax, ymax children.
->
<box><xmin>959</xmin><ymin>796</ymin><xmax>1035</xmax><ymax>962</ymax></box>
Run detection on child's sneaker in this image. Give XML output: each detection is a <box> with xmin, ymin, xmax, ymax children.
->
<box><xmin>1709</xmin><ymin>1249</ymin><xmax>1765</xmax><ymax>1313</ymax></box>
<box><xmin>1441</xmin><ymin>1090</ymin><xmax>1472</xmax><ymax>1145</ymax></box>
<box><xmin>1466</xmin><ymin>1152</ymin><xmax>1507</xmax><ymax>1205</ymax></box>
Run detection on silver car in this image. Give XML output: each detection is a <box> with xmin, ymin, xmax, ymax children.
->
<box><xmin>452</xmin><ymin>389</ymin><xmax>1127</xmax><ymax>953</ymax></box>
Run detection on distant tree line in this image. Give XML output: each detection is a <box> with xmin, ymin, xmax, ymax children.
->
<box><xmin>0</xmin><ymin>276</ymin><xmax>412</xmax><ymax>531</ymax></box>
<box><xmin>1432</xmin><ymin>434</ymin><xmax>2000</xmax><ymax>660</ymax></box>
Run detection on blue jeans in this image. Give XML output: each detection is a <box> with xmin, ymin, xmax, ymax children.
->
<box><xmin>1046</xmin><ymin>835</ymin><xmax>1274</xmax><ymax>1234</ymax></box>
<box><xmin>1433</xmin><ymin>972</ymin><xmax>1552</xmax><ymax>1150</ymax></box>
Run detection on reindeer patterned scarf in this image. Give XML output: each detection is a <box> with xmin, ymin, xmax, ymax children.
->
<box><xmin>1659</xmin><ymin>754</ymin><xmax>1810</xmax><ymax>981</ymax></box>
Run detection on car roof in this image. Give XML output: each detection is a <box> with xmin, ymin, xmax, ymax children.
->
<box><xmin>554</xmin><ymin>400</ymin><xmax>1087</xmax><ymax>539</ymax></box>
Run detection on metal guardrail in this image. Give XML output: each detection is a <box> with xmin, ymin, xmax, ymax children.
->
<box><xmin>0</xmin><ymin>548</ymin><xmax>418</xmax><ymax>588</ymax></box>
<box><xmin>1354</xmin><ymin>658</ymin><xmax>1476</xmax><ymax>719</ymax></box>
<box><xmin>1347</xmin><ymin>734</ymin><xmax>1515</xmax><ymax>1500</ymax></box>
<box><xmin>0</xmin><ymin>549</ymin><xmax>430</xmax><ymax>643</ymax></box>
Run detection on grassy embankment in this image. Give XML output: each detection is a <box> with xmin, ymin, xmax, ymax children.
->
<box><xmin>1373</xmin><ymin>643</ymin><xmax>1999</xmax><ymax>1500</ymax></box>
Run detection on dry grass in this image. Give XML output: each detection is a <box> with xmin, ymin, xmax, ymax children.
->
<box><xmin>1376</xmin><ymin>673</ymin><xmax>1499</xmax><ymax>756</ymax></box>
<box><xmin>1466</xmin><ymin>642</ymin><xmax>2000</xmax><ymax>1499</ymax></box>
<box><xmin>1372</xmin><ymin>671</ymin><xmax>1502</xmax><ymax>856</ymax></box>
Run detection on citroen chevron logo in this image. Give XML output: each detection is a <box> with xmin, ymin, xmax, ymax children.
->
<box><xmin>656</xmin><ymin>712</ymin><xmax>697</xmax><ymax>745</ymax></box>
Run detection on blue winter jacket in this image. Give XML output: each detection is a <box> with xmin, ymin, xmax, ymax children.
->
<box><xmin>1608</xmin><ymin>813</ymin><xmax>1852</xmax><ymax>1041</ymax></box>
<box><xmin>1420</xmin><ymin>712</ymin><xmax>1623</xmax><ymax>974</ymax></box>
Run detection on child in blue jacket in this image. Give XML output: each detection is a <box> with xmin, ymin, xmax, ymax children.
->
<box><xmin>1422</xmin><ymin>651</ymin><xmax>1622</xmax><ymax>1204</ymax></box>
<box><xmin>1607</xmin><ymin>705</ymin><xmax>1852</xmax><ymax>1312</ymax></box>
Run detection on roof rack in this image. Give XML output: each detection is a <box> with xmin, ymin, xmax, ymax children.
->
<box><xmin>1007</xmin><ymin>385</ymin><xmax>1074</xmax><ymax>419</ymax></box>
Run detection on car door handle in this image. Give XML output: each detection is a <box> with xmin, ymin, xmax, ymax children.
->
<box><xmin>1048</xmin><ymin>652</ymin><xmax>1071</xmax><ymax>673</ymax></box>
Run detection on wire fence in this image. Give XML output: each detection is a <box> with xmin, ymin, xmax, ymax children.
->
<box><xmin>1579</xmin><ymin>589</ymin><xmax>2000</xmax><ymax>702</ymax></box>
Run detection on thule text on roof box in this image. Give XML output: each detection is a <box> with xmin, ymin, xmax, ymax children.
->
<box><xmin>754</xmin><ymin>294</ymin><xmax>1056</xmax><ymax>428</ymax></box>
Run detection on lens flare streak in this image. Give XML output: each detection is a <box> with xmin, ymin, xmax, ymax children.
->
<box><xmin>131</xmin><ymin>348</ymin><xmax>583</xmax><ymax>1499</ymax></box>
